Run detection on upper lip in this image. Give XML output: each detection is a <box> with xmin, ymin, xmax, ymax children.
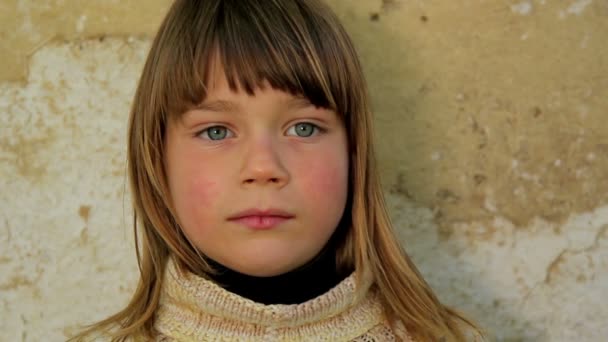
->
<box><xmin>228</xmin><ymin>208</ymin><xmax>295</xmax><ymax>220</ymax></box>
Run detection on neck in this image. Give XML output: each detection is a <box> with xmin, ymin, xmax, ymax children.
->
<box><xmin>204</xmin><ymin>245</ymin><xmax>346</xmax><ymax>305</ymax></box>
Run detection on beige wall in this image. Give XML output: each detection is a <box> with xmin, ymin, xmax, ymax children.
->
<box><xmin>1</xmin><ymin>0</ymin><xmax>607</xmax><ymax>341</ymax></box>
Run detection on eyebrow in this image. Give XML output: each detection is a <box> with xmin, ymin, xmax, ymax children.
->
<box><xmin>286</xmin><ymin>97</ymin><xmax>315</xmax><ymax>110</ymax></box>
<box><xmin>194</xmin><ymin>96</ymin><xmax>315</xmax><ymax>113</ymax></box>
<box><xmin>195</xmin><ymin>99</ymin><xmax>242</xmax><ymax>113</ymax></box>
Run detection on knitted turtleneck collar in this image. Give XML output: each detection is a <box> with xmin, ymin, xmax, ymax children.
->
<box><xmin>203</xmin><ymin>244</ymin><xmax>348</xmax><ymax>305</ymax></box>
<box><xmin>153</xmin><ymin>257</ymin><xmax>392</xmax><ymax>341</ymax></box>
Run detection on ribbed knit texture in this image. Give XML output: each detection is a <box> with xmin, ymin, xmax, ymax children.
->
<box><xmin>153</xmin><ymin>258</ymin><xmax>414</xmax><ymax>341</ymax></box>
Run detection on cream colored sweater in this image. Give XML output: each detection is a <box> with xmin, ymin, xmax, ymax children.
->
<box><xmin>153</xmin><ymin>259</ymin><xmax>413</xmax><ymax>341</ymax></box>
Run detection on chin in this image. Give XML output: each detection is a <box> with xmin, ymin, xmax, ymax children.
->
<box><xmin>227</xmin><ymin>256</ymin><xmax>303</xmax><ymax>277</ymax></box>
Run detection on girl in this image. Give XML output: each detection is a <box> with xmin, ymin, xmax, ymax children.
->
<box><xmin>72</xmin><ymin>0</ymin><xmax>484</xmax><ymax>340</ymax></box>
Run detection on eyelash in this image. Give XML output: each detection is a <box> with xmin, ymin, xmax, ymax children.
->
<box><xmin>196</xmin><ymin>122</ymin><xmax>326</xmax><ymax>141</ymax></box>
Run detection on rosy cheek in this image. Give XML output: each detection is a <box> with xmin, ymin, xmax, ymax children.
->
<box><xmin>302</xmin><ymin>154</ymin><xmax>348</xmax><ymax>203</ymax></box>
<box><xmin>186</xmin><ymin>177</ymin><xmax>220</xmax><ymax>210</ymax></box>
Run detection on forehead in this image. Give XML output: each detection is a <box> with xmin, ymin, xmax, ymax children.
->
<box><xmin>200</xmin><ymin>52</ymin><xmax>309</xmax><ymax>106</ymax></box>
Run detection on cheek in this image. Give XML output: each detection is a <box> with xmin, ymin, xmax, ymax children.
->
<box><xmin>173</xmin><ymin>171</ymin><xmax>223</xmax><ymax>243</ymax></box>
<box><xmin>170</xmin><ymin>157</ymin><xmax>223</xmax><ymax>225</ymax></box>
<box><xmin>185</xmin><ymin>177</ymin><xmax>220</xmax><ymax>208</ymax></box>
<box><xmin>299</xmin><ymin>151</ymin><xmax>348</xmax><ymax>204</ymax></box>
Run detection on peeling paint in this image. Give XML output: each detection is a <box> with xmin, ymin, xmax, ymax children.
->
<box><xmin>387</xmin><ymin>194</ymin><xmax>608</xmax><ymax>340</ymax></box>
<box><xmin>1</xmin><ymin>0</ymin><xmax>608</xmax><ymax>341</ymax></box>
<box><xmin>78</xmin><ymin>205</ymin><xmax>91</xmax><ymax>222</ymax></box>
<box><xmin>567</xmin><ymin>0</ymin><xmax>593</xmax><ymax>15</ymax></box>
<box><xmin>511</xmin><ymin>2</ymin><xmax>533</xmax><ymax>15</ymax></box>
<box><xmin>75</xmin><ymin>15</ymin><xmax>87</xmax><ymax>33</ymax></box>
<box><xmin>559</xmin><ymin>0</ymin><xmax>594</xmax><ymax>18</ymax></box>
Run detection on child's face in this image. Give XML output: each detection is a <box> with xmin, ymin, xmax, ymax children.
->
<box><xmin>164</xmin><ymin>63</ymin><xmax>349</xmax><ymax>277</ymax></box>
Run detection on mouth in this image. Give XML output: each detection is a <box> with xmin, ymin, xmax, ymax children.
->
<box><xmin>228</xmin><ymin>208</ymin><xmax>294</xmax><ymax>230</ymax></box>
<box><xmin>229</xmin><ymin>215</ymin><xmax>292</xmax><ymax>230</ymax></box>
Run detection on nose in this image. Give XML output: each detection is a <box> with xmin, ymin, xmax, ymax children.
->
<box><xmin>240</xmin><ymin>135</ymin><xmax>289</xmax><ymax>188</ymax></box>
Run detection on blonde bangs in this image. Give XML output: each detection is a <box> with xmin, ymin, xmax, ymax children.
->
<box><xmin>151</xmin><ymin>0</ymin><xmax>362</xmax><ymax>123</ymax></box>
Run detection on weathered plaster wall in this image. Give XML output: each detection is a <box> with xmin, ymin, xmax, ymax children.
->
<box><xmin>1</xmin><ymin>0</ymin><xmax>606</xmax><ymax>341</ymax></box>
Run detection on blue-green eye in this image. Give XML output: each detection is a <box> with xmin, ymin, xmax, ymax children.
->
<box><xmin>287</xmin><ymin>123</ymin><xmax>320</xmax><ymax>137</ymax></box>
<box><xmin>199</xmin><ymin>126</ymin><xmax>233</xmax><ymax>140</ymax></box>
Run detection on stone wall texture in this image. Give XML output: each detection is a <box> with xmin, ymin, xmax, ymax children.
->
<box><xmin>1</xmin><ymin>0</ymin><xmax>607</xmax><ymax>341</ymax></box>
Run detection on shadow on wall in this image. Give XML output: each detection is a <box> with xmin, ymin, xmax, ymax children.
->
<box><xmin>347</xmin><ymin>6</ymin><xmax>547</xmax><ymax>341</ymax></box>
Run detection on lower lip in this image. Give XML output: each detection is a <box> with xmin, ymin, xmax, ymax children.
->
<box><xmin>230</xmin><ymin>216</ymin><xmax>292</xmax><ymax>230</ymax></box>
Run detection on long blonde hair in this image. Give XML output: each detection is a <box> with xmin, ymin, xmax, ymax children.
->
<box><xmin>71</xmin><ymin>0</ymin><xmax>483</xmax><ymax>340</ymax></box>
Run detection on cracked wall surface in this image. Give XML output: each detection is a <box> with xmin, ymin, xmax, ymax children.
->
<box><xmin>1</xmin><ymin>0</ymin><xmax>607</xmax><ymax>341</ymax></box>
